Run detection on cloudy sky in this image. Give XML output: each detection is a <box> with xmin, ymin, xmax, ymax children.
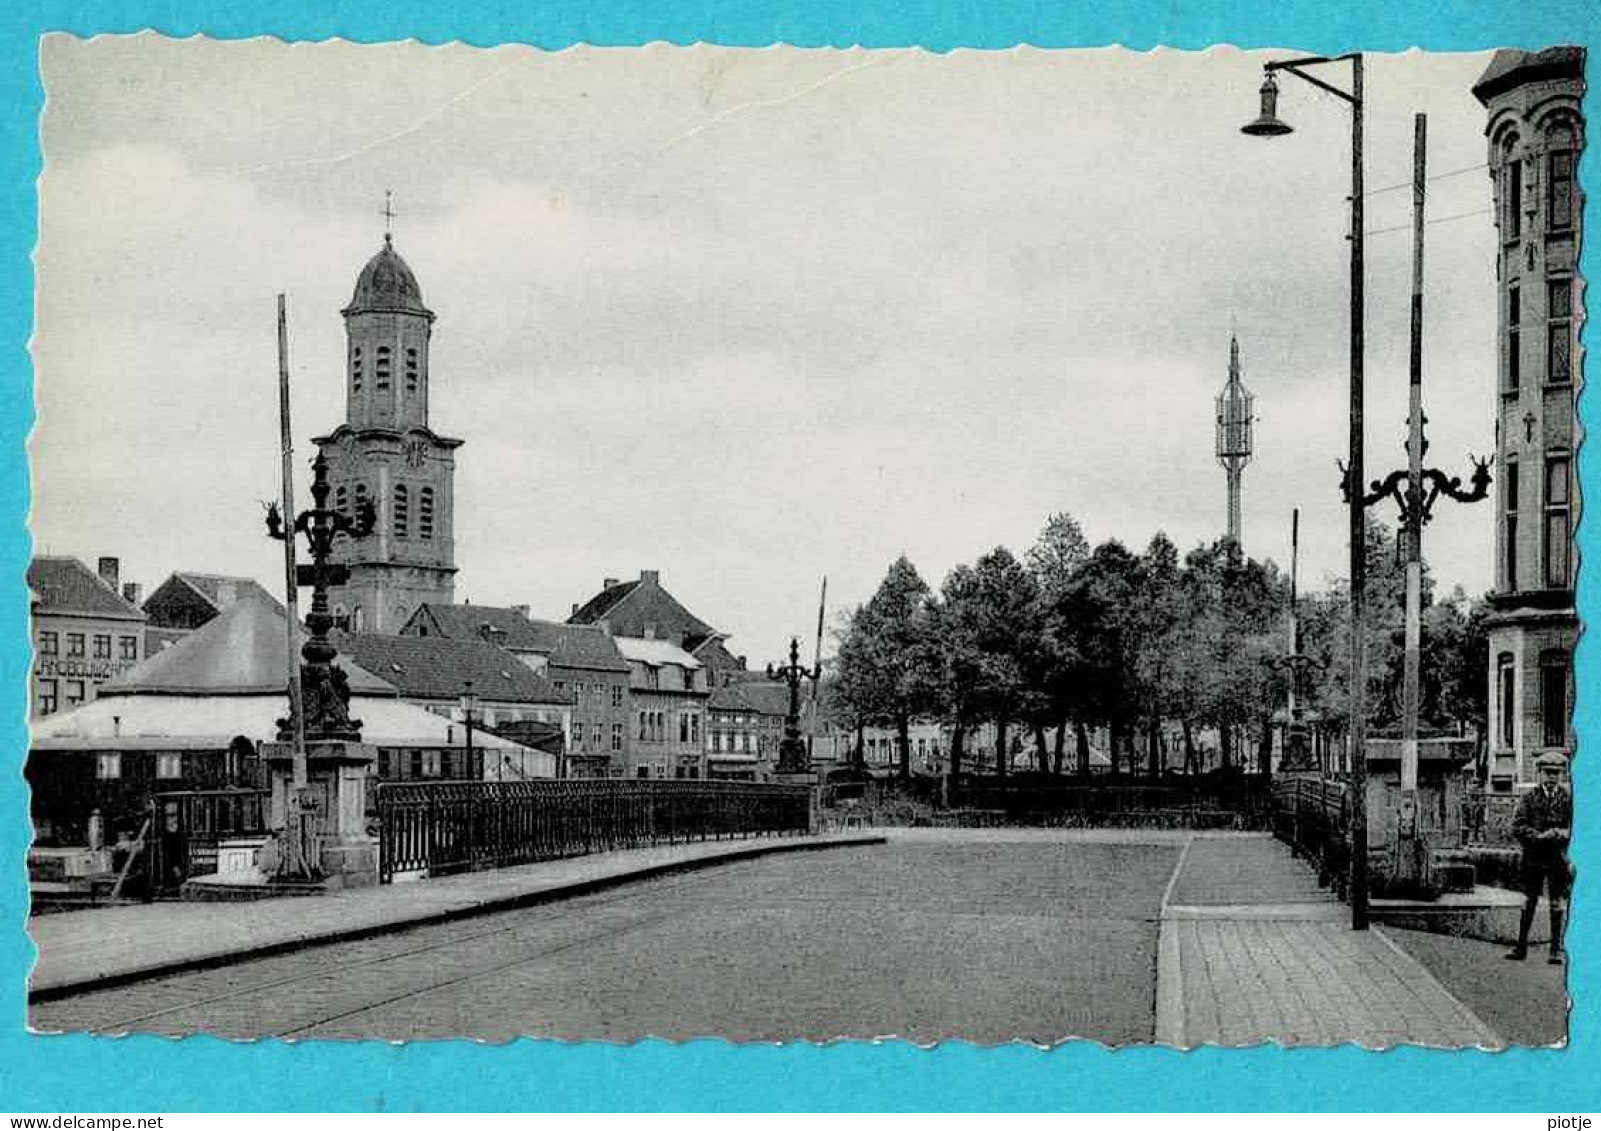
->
<box><xmin>33</xmin><ymin>36</ymin><xmax>1505</xmax><ymax>664</ymax></box>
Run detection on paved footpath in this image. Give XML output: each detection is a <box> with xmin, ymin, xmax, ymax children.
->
<box><xmin>30</xmin><ymin>832</ymin><xmax>882</xmax><ymax>999</ymax></box>
<box><xmin>1155</xmin><ymin>833</ymin><xmax>1503</xmax><ymax>1049</ymax></box>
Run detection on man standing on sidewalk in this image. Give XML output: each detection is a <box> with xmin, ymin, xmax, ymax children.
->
<box><xmin>1506</xmin><ymin>752</ymin><xmax>1572</xmax><ymax>964</ymax></box>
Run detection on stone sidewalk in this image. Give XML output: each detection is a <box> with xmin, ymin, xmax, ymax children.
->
<box><xmin>29</xmin><ymin>832</ymin><xmax>883</xmax><ymax>999</ymax></box>
<box><xmin>1155</xmin><ymin>834</ymin><xmax>1504</xmax><ymax>1048</ymax></box>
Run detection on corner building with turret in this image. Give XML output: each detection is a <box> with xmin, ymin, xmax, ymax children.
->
<box><xmin>1474</xmin><ymin>47</ymin><xmax>1584</xmax><ymax>789</ymax></box>
<box><xmin>316</xmin><ymin>235</ymin><xmax>462</xmax><ymax>634</ymax></box>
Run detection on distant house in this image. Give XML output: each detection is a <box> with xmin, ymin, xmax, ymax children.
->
<box><xmin>613</xmin><ymin>635</ymin><xmax>708</xmax><ymax>779</ymax></box>
<box><xmin>401</xmin><ymin>604</ymin><xmax>631</xmax><ymax>778</ymax></box>
<box><xmin>568</xmin><ymin>570</ymin><xmax>747</xmax><ymax>678</ymax></box>
<box><xmin>705</xmin><ymin>680</ymin><xmax>786</xmax><ymax>780</ymax></box>
<box><xmin>142</xmin><ymin>572</ymin><xmax>285</xmax><ymax>655</ymax></box>
<box><xmin>335</xmin><ymin>631</ymin><xmax>573</xmax><ymax>781</ymax></box>
<box><xmin>28</xmin><ymin>555</ymin><xmax>146</xmax><ymax>717</ymax></box>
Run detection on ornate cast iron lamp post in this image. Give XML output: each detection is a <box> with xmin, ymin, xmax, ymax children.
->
<box><xmin>1241</xmin><ymin>51</ymin><xmax>1371</xmax><ymax>930</ymax></box>
<box><xmin>265</xmin><ymin>451</ymin><xmax>375</xmax><ymax>876</ymax></box>
<box><xmin>768</xmin><ymin>637</ymin><xmax>820</xmax><ymax>774</ymax></box>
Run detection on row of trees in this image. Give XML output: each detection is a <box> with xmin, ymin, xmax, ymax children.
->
<box><xmin>830</xmin><ymin>512</ymin><xmax>1489</xmax><ymax>779</ymax></box>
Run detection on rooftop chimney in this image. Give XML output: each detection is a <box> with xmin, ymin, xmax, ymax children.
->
<box><xmin>602</xmin><ymin>578</ymin><xmax>619</xmax><ymax>590</ymax></box>
<box><xmin>571</xmin><ymin>603</ymin><xmax>580</xmax><ymax>617</ymax></box>
<box><xmin>97</xmin><ymin>557</ymin><xmax>119</xmax><ymax>591</ymax></box>
<box><xmin>640</xmin><ymin>569</ymin><xmax>660</xmax><ymax>585</ymax></box>
<box><xmin>122</xmin><ymin>582</ymin><xmax>142</xmax><ymax>606</ymax></box>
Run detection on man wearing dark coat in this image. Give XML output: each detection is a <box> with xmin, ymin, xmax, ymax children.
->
<box><xmin>1506</xmin><ymin>751</ymin><xmax>1573</xmax><ymax>963</ymax></box>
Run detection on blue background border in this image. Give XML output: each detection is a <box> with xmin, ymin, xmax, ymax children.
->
<box><xmin>1</xmin><ymin>0</ymin><xmax>1597</xmax><ymax>1112</ymax></box>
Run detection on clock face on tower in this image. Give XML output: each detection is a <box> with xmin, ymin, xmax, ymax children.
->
<box><xmin>403</xmin><ymin>437</ymin><xmax>427</xmax><ymax>469</ymax></box>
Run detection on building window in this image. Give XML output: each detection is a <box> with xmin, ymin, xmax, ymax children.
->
<box><xmin>1547</xmin><ymin>280</ymin><xmax>1572</xmax><ymax>385</ymax></box>
<box><xmin>335</xmin><ymin>485</ymin><xmax>348</xmax><ymax>515</ymax></box>
<box><xmin>37</xmin><ymin>679</ymin><xmax>57</xmax><ymax>716</ymax></box>
<box><xmin>65</xmin><ymin>680</ymin><xmax>85</xmax><ymax>708</ymax></box>
<box><xmin>393</xmin><ymin>484</ymin><xmax>409</xmax><ymax>539</ymax></box>
<box><xmin>612</xmin><ymin>685</ymin><xmax>623</xmax><ymax>708</ymax></box>
<box><xmin>638</xmin><ymin>711</ymin><xmax>647</xmax><ymax>741</ymax></box>
<box><xmin>612</xmin><ymin>723</ymin><xmax>622</xmax><ymax>752</ymax></box>
<box><xmin>646</xmin><ymin>667</ymin><xmax>659</xmax><ymax>690</ymax></box>
<box><xmin>419</xmin><ymin>488</ymin><xmax>434</xmax><ymax>540</ymax></box>
<box><xmin>38</xmin><ymin>631</ymin><xmax>57</xmax><ymax>657</ymax></box>
<box><xmin>573</xmin><ymin>721</ymin><xmax>585</xmax><ymax>746</ymax></box>
<box><xmin>1501</xmin><ymin>137</ymin><xmax>1521</xmax><ymax>239</ymax></box>
<box><xmin>679</xmin><ymin>713</ymin><xmax>689</xmax><ymax>743</ymax></box>
<box><xmin>1544</xmin><ymin>455</ymin><xmax>1570</xmax><ymax>588</ymax></box>
<box><xmin>157</xmin><ymin>752</ymin><xmax>183</xmax><ymax>779</ymax></box>
<box><xmin>1503</xmin><ymin>458</ymin><xmax>1519</xmax><ymax>591</ymax></box>
<box><xmin>1548</xmin><ymin>126</ymin><xmax>1575</xmax><ymax>231</ymax></box>
<box><xmin>690</xmin><ymin>713</ymin><xmax>700</xmax><ymax>743</ymax></box>
<box><xmin>93</xmin><ymin>634</ymin><xmax>111</xmax><ymax>659</ymax></box>
<box><xmin>637</xmin><ymin>766</ymin><xmax>650</xmax><ymax>779</ymax></box>
<box><xmin>119</xmin><ymin>635</ymin><xmax>137</xmax><ymax>660</ymax></box>
<box><xmin>1540</xmin><ymin>650</ymin><xmax>1570</xmax><ymax>749</ymax></box>
<box><xmin>1506</xmin><ymin>285</ymin><xmax>1520</xmax><ymax>394</ymax></box>
<box><xmin>353</xmin><ymin>605</ymin><xmax>365</xmax><ymax>633</ymax></box>
<box><xmin>96</xmin><ymin>752</ymin><xmax>121</xmax><ymax>780</ymax></box>
<box><xmin>352</xmin><ymin>347</ymin><xmax>363</xmax><ymax>393</ymax></box>
<box><xmin>405</xmin><ymin>348</ymin><xmax>419</xmax><ymax>392</ymax></box>
<box><xmin>1498</xmin><ymin>653</ymin><xmax>1517</xmax><ymax>750</ymax></box>
<box><xmin>67</xmin><ymin>633</ymin><xmax>84</xmax><ymax>658</ymax></box>
<box><xmin>376</xmin><ymin>346</ymin><xmax>391</xmax><ymax>390</ymax></box>
<box><xmin>422</xmin><ymin>749</ymin><xmax>442</xmax><ymax>778</ymax></box>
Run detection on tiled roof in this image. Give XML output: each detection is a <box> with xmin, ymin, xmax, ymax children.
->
<box><xmin>336</xmin><ymin>632</ymin><xmax>573</xmax><ymax>706</ymax></box>
<box><xmin>410</xmin><ymin>604</ymin><xmax>628</xmax><ymax>672</ymax></box>
<box><xmin>170</xmin><ymin>573</ymin><xmax>285</xmax><ymax>616</ymax></box>
<box><xmin>1472</xmin><ymin>46</ymin><xmax>1585</xmax><ymax>102</ymax></box>
<box><xmin>29</xmin><ymin>557</ymin><xmax>145</xmax><ymax>621</ymax></box>
<box><xmin>567</xmin><ymin>580</ymin><xmax>640</xmax><ymax>626</ymax></box>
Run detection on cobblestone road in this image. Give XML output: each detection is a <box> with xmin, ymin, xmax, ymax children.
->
<box><xmin>34</xmin><ymin>838</ymin><xmax>1180</xmax><ymax>1045</ymax></box>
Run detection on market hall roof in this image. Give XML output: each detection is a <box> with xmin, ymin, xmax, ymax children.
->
<box><xmin>98</xmin><ymin>594</ymin><xmax>396</xmax><ymax>698</ymax></box>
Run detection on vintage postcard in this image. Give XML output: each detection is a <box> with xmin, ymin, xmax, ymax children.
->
<box><xmin>21</xmin><ymin>33</ymin><xmax>1579</xmax><ymax>1053</ymax></box>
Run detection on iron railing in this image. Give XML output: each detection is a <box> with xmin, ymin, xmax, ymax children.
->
<box><xmin>947</xmin><ymin>775</ymin><xmax>1274</xmax><ymax>828</ymax></box>
<box><xmin>374</xmin><ymin>779</ymin><xmax>812</xmax><ymax>882</ymax></box>
<box><xmin>1272</xmin><ymin>776</ymin><xmax>1350</xmax><ymax>895</ymax></box>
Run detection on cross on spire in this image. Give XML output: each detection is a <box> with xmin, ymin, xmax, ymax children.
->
<box><xmin>381</xmin><ymin>190</ymin><xmax>397</xmax><ymax>243</ymax></box>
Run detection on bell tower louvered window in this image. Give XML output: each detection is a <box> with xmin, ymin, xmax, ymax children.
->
<box><xmin>419</xmin><ymin>487</ymin><xmax>434</xmax><ymax>540</ymax></box>
<box><xmin>393</xmin><ymin>484</ymin><xmax>409</xmax><ymax>539</ymax></box>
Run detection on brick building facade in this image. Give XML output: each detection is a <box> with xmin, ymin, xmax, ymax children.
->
<box><xmin>1474</xmin><ymin>47</ymin><xmax>1584</xmax><ymax>789</ymax></box>
<box><xmin>28</xmin><ymin>556</ymin><xmax>145</xmax><ymax>717</ymax></box>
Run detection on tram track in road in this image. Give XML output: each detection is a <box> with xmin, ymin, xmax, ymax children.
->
<box><xmin>36</xmin><ymin>867</ymin><xmax>735</xmax><ymax>1037</ymax></box>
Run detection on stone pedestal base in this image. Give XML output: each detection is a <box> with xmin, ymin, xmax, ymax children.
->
<box><xmin>261</xmin><ymin>740</ymin><xmax>378</xmax><ymax>888</ymax></box>
<box><xmin>773</xmin><ymin>770</ymin><xmax>820</xmax><ymax>833</ymax></box>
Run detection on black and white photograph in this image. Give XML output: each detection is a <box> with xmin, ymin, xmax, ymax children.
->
<box><xmin>21</xmin><ymin>34</ymin><xmax>1581</xmax><ymax>1049</ymax></box>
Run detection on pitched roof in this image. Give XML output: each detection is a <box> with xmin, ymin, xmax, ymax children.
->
<box><xmin>410</xmin><ymin>604</ymin><xmax>629</xmax><ymax>672</ymax></box>
<box><xmin>567</xmin><ymin>579</ymin><xmax>640</xmax><ymax>626</ymax></box>
<box><xmin>709</xmin><ymin>680</ymin><xmax>791</xmax><ymax>717</ymax></box>
<box><xmin>336</xmin><ymin>632</ymin><xmax>572</xmax><ymax>705</ymax></box>
<box><xmin>1472</xmin><ymin>46</ymin><xmax>1585</xmax><ymax>103</ymax></box>
<box><xmin>99</xmin><ymin>595</ymin><xmax>395</xmax><ymax>697</ymax></box>
<box><xmin>28</xmin><ymin>557</ymin><xmax>145</xmax><ymax>621</ymax></box>
<box><xmin>164</xmin><ymin>572</ymin><xmax>285</xmax><ymax>616</ymax></box>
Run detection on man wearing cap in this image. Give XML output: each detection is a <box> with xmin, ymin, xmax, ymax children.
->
<box><xmin>1506</xmin><ymin>751</ymin><xmax>1573</xmax><ymax>963</ymax></box>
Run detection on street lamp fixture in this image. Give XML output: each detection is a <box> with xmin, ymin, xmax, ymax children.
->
<box><xmin>767</xmin><ymin>637</ymin><xmax>821</xmax><ymax>775</ymax></box>
<box><xmin>460</xmin><ymin>679</ymin><xmax>479</xmax><ymax>779</ymax></box>
<box><xmin>1241</xmin><ymin>74</ymin><xmax>1294</xmax><ymax>137</ymax></box>
<box><xmin>1238</xmin><ymin>52</ymin><xmax>1370</xmax><ymax>931</ymax></box>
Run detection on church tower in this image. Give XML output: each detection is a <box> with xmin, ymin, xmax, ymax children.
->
<box><xmin>315</xmin><ymin>232</ymin><xmax>462</xmax><ymax>634</ymax></box>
